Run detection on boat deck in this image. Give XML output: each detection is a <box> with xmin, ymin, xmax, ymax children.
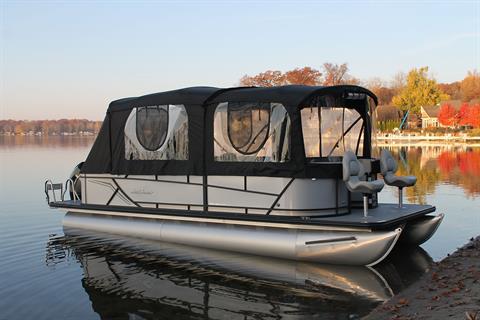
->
<box><xmin>313</xmin><ymin>203</ymin><xmax>435</xmax><ymax>225</ymax></box>
<box><xmin>49</xmin><ymin>200</ymin><xmax>436</xmax><ymax>230</ymax></box>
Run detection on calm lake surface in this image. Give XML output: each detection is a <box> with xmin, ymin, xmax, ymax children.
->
<box><xmin>1</xmin><ymin>136</ymin><xmax>479</xmax><ymax>319</ymax></box>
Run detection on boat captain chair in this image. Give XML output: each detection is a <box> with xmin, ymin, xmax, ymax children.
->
<box><xmin>380</xmin><ymin>149</ymin><xmax>417</xmax><ymax>208</ymax></box>
<box><xmin>342</xmin><ymin>151</ymin><xmax>385</xmax><ymax>217</ymax></box>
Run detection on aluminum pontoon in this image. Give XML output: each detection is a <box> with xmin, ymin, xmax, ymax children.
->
<box><xmin>45</xmin><ymin>85</ymin><xmax>444</xmax><ymax>266</ymax></box>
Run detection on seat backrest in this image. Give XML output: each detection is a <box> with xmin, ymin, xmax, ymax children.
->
<box><xmin>342</xmin><ymin>151</ymin><xmax>364</xmax><ymax>182</ymax></box>
<box><xmin>380</xmin><ymin>149</ymin><xmax>398</xmax><ymax>175</ymax></box>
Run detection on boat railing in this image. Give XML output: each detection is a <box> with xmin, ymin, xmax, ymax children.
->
<box><xmin>45</xmin><ymin>180</ymin><xmax>63</xmax><ymax>204</ymax></box>
<box><xmin>64</xmin><ymin>178</ymin><xmax>80</xmax><ymax>202</ymax></box>
<box><xmin>45</xmin><ymin>178</ymin><xmax>79</xmax><ymax>204</ymax></box>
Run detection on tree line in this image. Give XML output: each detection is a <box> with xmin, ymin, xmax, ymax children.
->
<box><xmin>240</xmin><ymin>64</ymin><xmax>480</xmax><ymax>113</ymax></box>
<box><xmin>0</xmin><ymin>119</ymin><xmax>103</xmax><ymax>136</ymax></box>
<box><xmin>240</xmin><ymin>63</ymin><xmax>359</xmax><ymax>88</ymax></box>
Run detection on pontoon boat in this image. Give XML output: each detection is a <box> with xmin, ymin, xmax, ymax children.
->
<box><xmin>45</xmin><ymin>85</ymin><xmax>444</xmax><ymax>266</ymax></box>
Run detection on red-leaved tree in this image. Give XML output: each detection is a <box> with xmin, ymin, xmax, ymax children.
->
<box><xmin>438</xmin><ymin>103</ymin><xmax>458</xmax><ymax>127</ymax></box>
<box><xmin>457</xmin><ymin>103</ymin><xmax>480</xmax><ymax>128</ymax></box>
<box><xmin>458</xmin><ymin>103</ymin><xmax>471</xmax><ymax>126</ymax></box>
<box><xmin>468</xmin><ymin>104</ymin><xmax>480</xmax><ymax>128</ymax></box>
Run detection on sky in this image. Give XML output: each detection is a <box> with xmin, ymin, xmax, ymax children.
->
<box><xmin>1</xmin><ymin>0</ymin><xmax>479</xmax><ymax>120</ymax></box>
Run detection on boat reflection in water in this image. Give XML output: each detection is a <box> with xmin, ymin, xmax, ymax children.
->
<box><xmin>46</xmin><ymin>222</ymin><xmax>433</xmax><ymax>319</ymax></box>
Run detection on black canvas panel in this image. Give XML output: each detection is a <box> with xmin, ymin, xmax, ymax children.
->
<box><xmin>81</xmin><ymin>114</ymin><xmax>112</xmax><ymax>173</ymax></box>
<box><xmin>108</xmin><ymin>87</ymin><xmax>222</xmax><ymax>113</ymax></box>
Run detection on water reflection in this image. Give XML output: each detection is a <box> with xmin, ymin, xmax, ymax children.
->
<box><xmin>383</xmin><ymin>146</ymin><xmax>480</xmax><ymax>203</ymax></box>
<box><xmin>46</xmin><ymin>228</ymin><xmax>432</xmax><ymax>319</ymax></box>
<box><xmin>0</xmin><ymin>135</ymin><xmax>95</xmax><ymax>149</ymax></box>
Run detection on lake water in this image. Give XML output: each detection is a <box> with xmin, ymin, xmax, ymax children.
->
<box><xmin>1</xmin><ymin>136</ymin><xmax>479</xmax><ymax>319</ymax></box>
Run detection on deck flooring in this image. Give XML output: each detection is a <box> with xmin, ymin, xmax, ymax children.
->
<box><xmin>50</xmin><ymin>200</ymin><xmax>436</xmax><ymax>229</ymax></box>
<box><xmin>314</xmin><ymin>203</ymin><xmax>435</xmax><ymax>225</ymax></box>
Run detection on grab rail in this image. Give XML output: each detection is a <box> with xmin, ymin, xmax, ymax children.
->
<box><xmin>63</xmin><ymin>178</ymin><xmax>79</xmax><ymax>201</ymax></box>
<box><xmin>45</xmin><ymin>180</ymin><xmax>63</xmax><ymax>204</ymax></box>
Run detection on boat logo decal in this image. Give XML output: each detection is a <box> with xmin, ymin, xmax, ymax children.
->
<box><xmin>131</xmin><ymin>187</ymin><xmax>154</xmax><ymax>195</ymax></box>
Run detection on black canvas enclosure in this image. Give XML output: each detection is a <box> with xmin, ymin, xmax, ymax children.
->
<box><xmin>81</xmin><ymin>85</ymin><xmax>378</xmax><ymax>178</ymax></box>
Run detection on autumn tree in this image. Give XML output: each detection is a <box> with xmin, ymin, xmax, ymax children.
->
<box><xmin>469</xmin><ymin>104</ymin><xmax>480</xmax><ymax>128</ymax></box>
<box><xmin>240</xmin><ymin>66</ymin><xmax>323</xmax><ymax>87</ymax></box>
<box><xmin>322</xmin><ymin>63</ymin><xmax>358</xmax><ymax>86</ymax></box>
<box><xmin>366</xmin><ymin>78</ymin><xmax>396</xmax><ymax>105</ymax></box>
<box><xmin>438</xmin><ymin>82</ymin><xmax>461</xmax><ymax>100</ymax></box>
<box><xmin>443</xmin><ymin>102</ymin><xmax>480</xmax><ymax>128</ymax></box>
<box><xmin>392</xmin><ymin>67</ymin><xmax>449</xmax><ymax>114</ymax></box>
<box><xmin>458</xmin><ymin>103</ymin><xmax>471</xmax><ymax>126</ymax></box>
<box><xmin>391</xmin><ymin>72</ymin><xmax>406</xmax><ymax>95</ymax></box>
<box><xmin>438</xmin><ymin>103</ymin><xmax>458</xmax><ymax>127</ymax></box>
<box><xmin>239</xmin><ymin>70</ymin><xmax>286</xmax><ymax>87</ymax></box>
<box><xmin>240</xmin><ymin>63</ymin><xmax>358</xmax><ymax>88</ymax></box>
<box><xmin>284</xmin><ymin>67</ymin><xmax>322</xmax><ymax>85</ymax></box>
<box><xmin>460</xmin><ymin>70</ymin><xmax>480</xmax><ymax>102</ymax></box>
<box><xmin>375</xmin><ymin>87</ymin><xmax>396</xmax><ymax>105</ymax></box>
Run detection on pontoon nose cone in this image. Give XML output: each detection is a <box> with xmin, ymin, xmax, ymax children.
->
<box><xmin>400</xmin><ymin>213</ymin><xmax>444</xmax><ymax>245</ymax></box>
<box><xmin>296</xmin><ymin>228</ymin><xmax>402</xmax><ymax>266</ymax></box>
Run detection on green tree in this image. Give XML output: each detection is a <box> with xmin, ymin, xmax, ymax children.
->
<box><xmin>391</xmin><ymin>67</ymin><xmax>449</xmax><ymax>114</ymax></box>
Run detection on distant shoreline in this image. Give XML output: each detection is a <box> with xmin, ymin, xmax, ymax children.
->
<box><xmin>0</xmin><ymin>119</ymin><xmax>102</xmax><ymax>137</ymax></box>
<box><xmin>377</xmin><ymin>134</ymin><xmax>480</xmax><ymax>147</ymax></box>
<box><xmin>378</xmin><ymin>134</ymin><xmax>480</xmax><ymax>141</ymax></box>
<box><xmin>0</xmin><ymin>133</ymin><xmax>97</xmax><ymax>137</ymax></box>
<box><xmin>377</xmin><ymin>142</ymin><xmax>480</xmax><ymax>148</ymax></box>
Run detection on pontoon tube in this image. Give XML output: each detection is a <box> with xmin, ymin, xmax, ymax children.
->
<box><xmin>63</xmin><ymin>212</ymin><xmax>402</xmax><ymax>266</ymax></box>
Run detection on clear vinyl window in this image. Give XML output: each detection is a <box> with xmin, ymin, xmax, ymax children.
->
<box><xmin>214</xmin><ymin>102</ymin><xmax>290</xmax><ymax>162</ymax></box>
<box><xmin>124</xmin><ymin>104</ymin><xmax>188</xmax><ymax>160</ymax></box>
<box><xmin>301</xmin><ymin>95</ymin><xmax>364</xmax><ymax>159</ymax></box>
<box><xmin>228</xmin><ymin>103</ymin><xmax>270</xmax><ymax>155</ymax></box>
<box><xmin>136</xmin><ymin>106</ymin><xmax>168</xmax><ymax>151</ymax></box>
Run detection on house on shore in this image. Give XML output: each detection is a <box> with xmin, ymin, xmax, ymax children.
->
<box><xmin>420</xmin><ymin>100</ymin><xmax>464</xmax><ymax>129</ymax></box>
<box><xmin>420</xmin><ymin>106</ymin><xmax>440</xmax><ymax>128</ymax></box>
